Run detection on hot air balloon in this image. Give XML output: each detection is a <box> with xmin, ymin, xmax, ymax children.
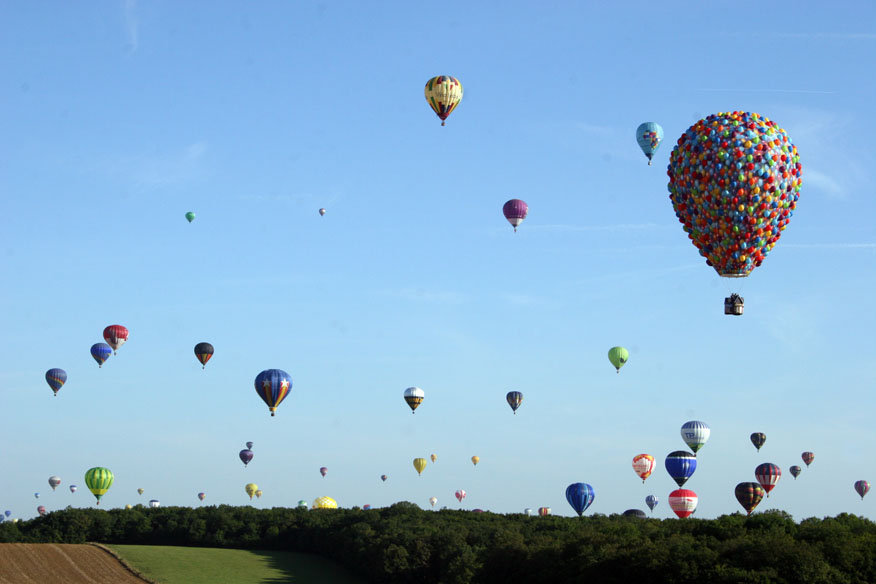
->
<box><xmin>645</xmin><ymin>495</ymin><xmax>658</xmax><ymax>512</ymax></box>
<box><xmin>34</xmin><ymin>493</ymin><xmax>40</xmax><ymax>499</ymax></box>
<box><xmin>297</xmin><ymin>500</ymin><xmax>308</xmax><ymax>509</ymax></box>
<box><xmin>48</xmin><ymin>476</ymin><xmax>61</xmax><ymax>491</ymax></box>
<box><xmin>413</xmin><ymin>458</ymin><xmax>427</xmax><ymax>476</ymax></box>
<box><xmin>37</xmin><ymin>506</ymin><xmax>46</xmax><ymax>517</ymax></box>
<box><xmin>198</xmin><ymin>492</ymin><xmax>206</xmax><ymax>501</ymax></box>
<box><xmin>45</xmin><ymin>369</ymin><xmax>67</xmax><ymax>396</ymax></box>
<box><xmin>506</xmin><ymin>391</ymin><xmax>523</xmax><ymax>414</ymax></box>
<box><xmin>667</xmin><ymin>112</ymin><xmax>802</xmax><ymax>313</ymax></box>
<box><xmin>381</xmin><ymin>475</ymin><xmax>388</xmax><ymax>482</ymax></box>
<box><xmin>313</xmin><ymin>497</ymin><xmax>338</xmax><ymax>509</ymax></box>
<box><xmin>69</xmin><ymin>485</ymin><xmax>77</xmax><ymax>494</ymax></box>
<box><xmin>455</xmin><ymin>489</ymin><xmax>466</xmax><ymax>503</ymax></box>
<box><xmin>755</xmin><ymin>463</ymin><xmax>782</xmax><ymax>497</ymax></box>
<box><xmin>471</xmin><ymin>456</ymin><xmax>480</xmax><ymax>466</ymax></box>
<box><xmin>607</xmin><ymin>346</ymin><xmax>629</xmax><ymax>373</ymax></box>
<box><xmin>319</xmin><ymin>466</ymin><xmax>328</xmax><ymax>478</ymax></box>
<box><xmin>246</xmin><ymin>441</ymin><xmax>254</xmax><ymax>450</ymax></box>
<box><xmin>802</xmin><ymin>452</ymin><xmax>815</xmax><ymax>467</ymax></box>
<box><xmin>4</xmin><ymin>511</ymin><xmax>10</xmax><ymax>518</ymax></box>
<box><xmin>84</xmin><ymin>467</ymin><xmax>114</xmax><ymax>505</ymax></box>
<box><xmin>636</xmin><ymin>122</ymin><xmax>664</xmax><ymax>165</ymax></box>
<box><xmin>239</xmin><ymin>449</ymin><xmax>254</xmax><ymax>467</ymax></box>
<box><xmin>254</xmin><ymin>369</ymin><xmax>292</xmax><ymax>416</ymax></box>
<box><xmin>363</xmin><ymin>504</ymin><xmax>371</xmax><ymax>510</ymax></box>
<box><xmin>185</xmin><ymin>212</ymin><xmax>196</xmax><ymax>223</ymax></box>
<box><xmin>750</xmin><ymin>433</ymin><xmax>767</xmax><ymax>452</ymax></box>
<box><xmin>194</xmin><ymin>342</ymin><xmax>214</xmax><ymax>369</ymax></box>
<box><xmin>424</xmin><ymin>76</ymin><xmax>462</xmax><ymax>126</ymax></box>
<box><xmin>125</xmin><ymin>504</ymin><xmax>132</xmax><ymax>510</ymax></box>
<box><xmin>665</xmin><ymin>451</ymin><xmax>697</xmax><ymax>487</ymax></box>
<box><xmin>502</xmin><ymin>199</ymin><xmax>528</xmax><ymax>232</ymax></box>
<box><xmin>668</xmin><ymin>489</ymin><xmax>698</xmax><ymax>518</ymax></box>
<box><xmin>313</xmin><ymin>496</ymin><xmax>338</xmax><ymax>509</ymax></box>
<box><xmin>680</xmin><ymin>421</ymin><xmax>710</xmax><ymax>453</ymax></box>
<box><xmin>538</xmin><ymin>507</ymin><xmax>550</xmax><ymax>516</ymax></box>
<box><xmin>790</xmin><ymin>466</ymin><xmax>802</xmax><ymax>479</ymax></box>
<box><xmin>245</xmin><ymin>483</ymin><xmax>258</xmax><ymax>500</ymax></box>
<box><xmin>148</xmin><ymin>499</ymin><xmax>160</xmax><ymax>508</ymax></box>
<box><xmin>524</xmin><ymin>508</ymin><xmax>534</xmax><ymax>516</ymax></box>
<box><xmin>429</xmin><ymin>497</ymin><xmax>438</xmax><ymax>508</ymax></box>
<box><xmin>137</xmin><ymin>488</ymin><xmax>144</xmax><ymax>495</ymax></box>
<box><xmin>255</xmin><ymin>490</ymin><xmax>263</xmax><ymax>499</ymax></box>
<box><xmin>319</xmin><ymin>208</ymin><xmax>326</xmax><ymax>216</ymax></box>
<box><xmin>854</xmin><ymin>480</ymin><xmax>870</xmax><ymax>501</ymax></box>
<box><xmin>403</xmin><ymin>387</ymin><xmax>424</xmax><ymax>413</ymax></box>
<box><xmin>103</xmin><ymin>325</ymin><xmax>129</xmax><ymax>354</ymax></box>
<box><xmin>735</xmin><ymin>482</ymin><xmax>765</xmax><ymax>515</ymax></box>
<box><xmin>90</xmin><ymin>343</ymin><xmax>112</xmax><ymax>368</ymax></box>
<box><xmin>623</xmin><ymin>509</ymin><xmax>647</xmax><ymax>519</ymax></box>
<box><xmin>565</xmin><ymin>483</ymin><xmax>596</xmax><ymax>516</ymax></box>
<box><xmin>430</xmin><ymin>454</ymin><xmax>437</xmax><ymax>463</ymax></box>
<box><xmin>632</xmin><ymin>454</ymin><xmax>656</xmax><ymax>483</ymax></box>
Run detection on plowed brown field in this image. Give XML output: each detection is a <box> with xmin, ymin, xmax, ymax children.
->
<box><xmin>0</xmin><ymin>544</ymin><xmax>149</xmax><ymax>584</ymax></box>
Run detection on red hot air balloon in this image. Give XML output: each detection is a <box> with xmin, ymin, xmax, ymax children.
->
<box><xmin>755</xmin><ymin>463</ymin><xmax>782</xmax><ymax>497</ymax></box>
<box><xmin>502</xmin><ymin>199</ymin><xmax>529</xmax><ymax>232</ymax></box>
<box><xmin>103</xmin><ymin>325</ymin><xmax>129</xmax><ymax>354</ymax></box>
<box><xmin>538</xmin><ymin>506</ymin><xmax>550</xmax><ymax>516</ymax></box>
<box><xmin>455</xmin><ymin>489</ymin><xmax>466</xmax><ymax>503</ymax></box>
<box><xmin>802</xmin><ymin>452</ymin><xmax>815</xmax><ymax>467</ymax></box>
<box><xmin>668</xmin><ymin>489</ymin><xmax>698</xmax><ymax>518</ymax></box>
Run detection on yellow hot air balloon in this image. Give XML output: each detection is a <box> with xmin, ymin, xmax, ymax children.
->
<box><xmin>413</xmin><ymin>457</ymin><xmax>427</xmax><ymax>476</ymax></box>
<box><xmin>424</xmin><ymin>76</ymin><xmax>463</xmax><ymax>126</ymax></box>
<box><xmin>137</xmin><ymin>488</ymin><xmax>144</xmax><ymax>495</ymax></box>
<box><xmin>313</xmin><ymin>496</ymin><xmax>337</xmax><ymax>509</ymax></box>
<box><xmin>471</xmin><ymin>456</ymin><xmax>480</xmax><ymax>466</ymax></box>
<box><xmin>245</xmin><ymin>483</ymin><xmax>258</xmax><ymax>500</ymax></box>
<box><xmin>125</xmin><ymin>504</ymin><xmax>132</xmax><ymax>510</ymax></box>
<box><xmin>84</xmin><ymin>467</ymin><xmax>114</xmax><ymax>505</ymax></box>
<box><xmin>255</xmin><ymin>489</ymin><xmax>263</xmax><ymax>499</ymax></box>
<box><xmin>430</xmin><ymin>453</ymin><xmax>437</xmax><ymax>463</ymax></box>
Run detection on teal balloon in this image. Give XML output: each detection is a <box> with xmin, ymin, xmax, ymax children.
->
<box><xmin>185</xmin><ymin>212</ymin><xmax>196</xmax><ymax>223</ymax></box>
<box><xmin>636</xmin><ymin>122</ymin><xmax>663</xmax><ymax>165</ymax></box>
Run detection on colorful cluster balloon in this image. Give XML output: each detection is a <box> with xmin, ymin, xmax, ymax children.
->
<box><xmin>565</xmin><ymin>483</ymin><xmax>595</xmax><ymax>516</ymax></box>
<box><xmin>502</xmin><ymin>199</ymin><xmax>529</xmax><ymax>232</ymax></box>
<box><xmin>424</xmin><ymin>76</ymin><xmax>462</xmax><ymax>126</ymax></box>
<box><xmin>254</xmin><ymin>369</ymin><xmax>292</xmax><ymax>416</ymax></box>
<box><xmin>45</xmin><ymin>369</ymin><xmax>67</xmax><ymax>396</ymax></box>
<box><xmin>636</xmin><ymin>122</ymin><xmax>663</xmax><ymax>165</ymax></box>
<box><xmin>680</xmin><ymin>421</ymin><xmax>710</xmax><ymax>453</ymax></box>
<box><xmin>667</xmin><ymin>112</ymin><xmax>801</xmax><ymax>280</ymax></box>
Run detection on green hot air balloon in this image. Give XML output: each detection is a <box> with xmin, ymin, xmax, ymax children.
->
<box><xmin>185</xmin><ymin>212</ymin><xmax>196</xmax><ymax>223</ymax></box>
<box><xmin>84</xmin><ymin>467</ymin><xmax>114</xmax><ymax>505</ymax></box>
<box><xmin>608</xmin><ymin>346</ymin><xmax>629</xmax><ymax>373</ymax></box>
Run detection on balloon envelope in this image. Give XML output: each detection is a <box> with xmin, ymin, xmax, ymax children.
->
<box><xmin>149</xmin><ymin>499</ymin><xmax>160</xmax><ymax>508</ymax></box>
<box><xmin>855</xmin><ymin>480</ymin><xmax>870</xmax><ymax>500</ymax></box>
<box><xmin>48</xmin><ymin>476</ymin><xmax>61</xmax><ymax>490</ymax></box>
<box><xmin>666</xmin><ymin>111</ymin><xmax>801</xmax><ymax>279</ymax></box>
<box><xmin>790</xmin><ymin>466</ymin><xmax>802</xmax><ymax>479</ymax></box>
<box><xmin>185</xmin><ymin>212</ymin><xmax>196</xmax><ymax>223</ymax></box>
<box><xmin>319</xmin><ymin>208</ymin><xmax>326</xmax><ymax>216</ymax></box>
<box><xmin>735</xmin><ymin>482</ymin><xmax>765</xmax><ymax>515</ymax></box>
<box><xmin>471</xmin><ymin>456</ymin><xmax>479</xmax><ymax>466</ymax></box>
<box><xmin>607</xmin><ymin>346</ymin><xmax>629</xmax><ymax>373</ymax></box>
<box><xmin>565</xmin><ymin>483</ymin><xmax>596</xmax><ymax>516</ymax></box>
<box><xmin>245</xmin><ymin>483</ymin><xmax>258</xmax><ymax>500</ymax></box>
<box><xmin>90</xmin><ymin>343</ymin><xmax>112</xmax><ymax>367</ymax></box>
<box><xmin>668</xmin><ymin>489</ymin><xmax>698</xmax><ymax>519</ymax></box>
<box><xmin>198</xmin><ymin>492</ymin><xmax>206</xmax><ymax>501</ymax></box>
<box><xmin>403</xmin><ymin>386</ymin><xmax>424</xmax><ymax>413</ymax></box>
<box><xmin>802</xmin><ymin>451</ymin><xmax>815</xmax><ymax>467</ymax></box>
<box><xmin>665</xmin><ymin>451</ymin><xmax>697</xmax><ymax>487</ymax></box>
<box><xmin>37</xmin><ymin>506</ymin><xmax>46</xmax><ymax>516</ymax></box>
<box><xmin>254</xmin><ymin>369</ymin><xmax>292</xmax><ymax>416</ymax></box>
<box><xmin>84</xmin><ymin>467</ymin><xmax>114</xmax><ymax>505</ymax></box>
<box><xmin>506</xmin><ymin>391</ymin><xmax>523</xmax><ymax>414</ymax></box>
<box><xmin>380</xmin><ymin>475</ymin><xmax>387</xmax><ymax>482</ymax></box>
<box><xmin>455</xmin><ymin>489</ymin><xmax>466</xmax><ymax>503</ymax></box>
<box><xmin>313</xmin><ymin>496</ymin><xmax>337</xmax><ymax>509</ymax></box>
<box><xmin>45</xmin><ymin>369</ymin><xmax>67</xmax><ymax>395</ymax></box>
<box><xmin>297</xmin><ymin>500</ymin><xmax>308</xmax><ymax>509</ymax></box>
<box><xmin>538</xmin><ymin>507</ymin><xmax>550</xmax><ymax>516</ymax></box>
<box><xmin>430</xmin><ymin>454</ymin><xmax>437</xmax><ymax>463</ymax></box>
<box><xmin>69</xmin><ymin>485</ymin><xmax>77</xmax><ymax>493</ymax></box>
<box><xmin>137</xmin><ymin>488</ymin><xmax>144</xmax><ymax>495</ymax></box>
<box><xmin>636</xmin><ymin>122</ymin><xmax>663</xmax><ymax>164</ymax></box>
<box><xmin>320</xmin><ymin>467</ymin><xmax>328</xmax><ymax>477</ymax></box>
<box><xmin>103</xmin><ymin>325</ymin><xmax>129</xmax><ymax>354</ymax></box>
<box><xmin>246</xmin><ymin>442</ymin><xmax>254</xmax><ymax>450</ymax></box>
<box><xmin>632</xmin><ymin>454</ymin><xmax>656</xmax><ymax>482</ymax></box>
<box><xmin>429</xmin><ymin>497</ymin><xmax>438</xmax><ymax>507</ymax></box>
<box><xmin>194</xmin><ymin>342</ymin><xmax>214</xmax><ymax>369</ymax></box>
<box><xmin>754</xmin><ymin>463</ymin><xmax>782</xmax><ymax>496</ymax></box>
<box><xmin>239</xmin><ymin>449</ymin><xmax>253</xmax><ymax>467</ymax></box>
<box><xmin>502</xmin><ymin>199</ymin><xmax>529</xmax><ymax>231</ymax></box>
<box><xmin>750</xmin><ymin>433</ymin><xmax>767</xmax><ymax>451</ymax></box>
<box><xmin>680</xmin><ymin>421</ymin><xmax>710</xmax><ymax>453</ymax></box>
<box><xmin>645</xmin><ymin>495</ymin><xmax>658</xmax><ymax>512</ymax></box>
<box><xmin>623</xmin><ymin>509</ymin><xmax>647</xmax><ymax>519</ymax></box>
<box><xmin>424</xmin><ymin>76</ymin><xmax>462</xmax><ymax>126</ymax></box>
<box><xmin>413</xmin><ymin>458</ymin><xmax>427</xmax><ymax>475</ymax></box>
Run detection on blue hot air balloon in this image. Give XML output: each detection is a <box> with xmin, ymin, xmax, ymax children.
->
<box><xmin>254</xmin><ymin>369</ymin><xmax>292</xmax><ymax>416</ymax></box>
<box><xmin>665</xmin><ymin>451</ymin><xmax>697</xmax><ymax>487</ymax></box>
<box><xmin>565</xmin><ymin>482</ymin><xmax>595</xmax><ymax>517</ymax></box>
<box><xmin>636</xmin><ymin>122</ymin><xmax>663</xmax><ymax>165</ymax></box>
<box><xmin>4</xmin><ymin>510</ymin><xmax>10</xmax><ymax>518</ymax></box>
<box><xmin>90</xmin><ymin>343</ymin><xmax>112</xmax><ymax>368</ymax></box>
<box><xmin>645</xmin><ymin>495</ymin><xmax>658</xmax><ymax>513</ymax></box>
<box><xmin>45</xmin><ymin>368</ymin><xmax>67</xmax><ymax>396</ymax></box>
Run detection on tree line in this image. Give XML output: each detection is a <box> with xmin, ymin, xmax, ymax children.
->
<box><xmin>1</xmin><ymin>503</ymin><xmax>874</xmax><ymax>583</ymax></box>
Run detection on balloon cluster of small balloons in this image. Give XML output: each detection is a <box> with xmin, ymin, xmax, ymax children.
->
<box><xmin>667</xmin><ymin>111</ymin><xmax>801</xmax><ymax>278</ymax></box>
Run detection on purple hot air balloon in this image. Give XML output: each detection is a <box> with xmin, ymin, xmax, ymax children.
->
<box><xmin>502</xmin><ymin>199</ymin><xmax>529</xmax><ymax>232</ymax></box>
<box><xmin>239</xmin><ymin>449</ymin><xmax>254</xmax><ymax>467</ymax></box>
<box><xmin>320</xmin><ymin>466</ymin><xmax>328</xmax><ymax>478</ymax></box>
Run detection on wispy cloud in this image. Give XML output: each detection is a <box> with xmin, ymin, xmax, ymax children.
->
<box><xmin>804</xmin><ymin>168</ymin><xmax>845</xmax><ymax>198</ymax></box>
<box><xmin>124</xmin><ymin>0</ymin><xmax>139</xmax><ymax>51</ymax></box>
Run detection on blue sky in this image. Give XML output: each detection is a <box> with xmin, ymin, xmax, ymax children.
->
<box><xmin>1</xmin><ymin>1</ymin><xmax>875</xmax><ymax>520</ymax></box>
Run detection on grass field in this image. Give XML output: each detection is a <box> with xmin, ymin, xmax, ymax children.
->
<box><xmin>110</xmin><ymin>545</ymin><xmax>364</xmax><ymax>584</ymax></box>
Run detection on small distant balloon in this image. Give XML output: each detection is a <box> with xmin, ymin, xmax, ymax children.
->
<box><xmin>246</xmin><ymin>441</ymin><xmax>254</xmax><ymax>450</ymax></box>
<box><xmin>319</xmin><ymin>208</ymin><xmax>326</xmax><ymax>216</ymax></box>
<box><xmin>623</xmin><ymin>509</ymin><xmax>647</xmax><ymax>519</ymax></box>
<box><xmin>149</xmin><ymin>499</ymin><xmax>160</xmax><ymax>508</ymax></box>
<box><xmin>413</xmin><ymin>458</ymin><xmax>427</xmax><ymax>476</ymax></box>
<box><xmin>363</xmin><ymin>504</ymin><xmax>371</xmax><ymax>510</ymax></box>
<box><xmin>608</xmin><ymin>346</ymin><xmax>629</xmax><ymax>373</ymax></box>
<box><xmin>312</xmin><ymin>496</ymin><xmax>337</xmax><ymax>509</ymax></box>
<box><xmin>45</xmin><ymin>369</ymin><xmax>67</xmax><ymax>396</ymax></box>
<box><xmin>103</xmin><ymin>325</ymin><xmax>129</xmax><ymax>355</ymax></box>
<box><xmin>750</xmin><ymin>433</ymin><xmax>767</xmax><ymax>451</ymax></box>
<box><xmin>424</xmin><ymin>75</ymin><xmax>463</xmax><ymax>126</ymax></box>
<box><xmin>790</xmin><ymin>466</ymin><xmax>802</xmax><ymax>479</ymax></box>
<box><xmin>198</xmin><ymin>492</ymin><xmax>206</xmax><ymax>501</ymax></box>
<box><xmin>455</xmin><ymin>489</ymin><xmax>466</xmax><ymax>503</ymax></box>
<box><xmin>90</xmin><ymin>343</ymin><xmax>112</xmax><ymax>368</ymax></box>
<box><xmin>538</xmin><ymin>507</ymin><xmax>550</xmax><ymax>516</ymax></box>
<box><xmin>665</xmin><ymin>451</ymin><xmax>697</xmax><ymax>487</ymax></box>
<box><xmin>255</xmin><ymin>489</ymin><xmax>262</xmax><ymax>499</ymax></box>
<box><xmin>37</xmin><ymin>506</ymin><xmax>46</xmax><ymax>517</ymax></box>
<box><xmin>524</xmin><ymin>508</ymin><xmax>534</xmax><ymax>516</ymax></box>
<box><xmin>380</xmin><ymin>475</ymin><xmax>387</xmax><ymax>482</ymax></box>
<box><xmin>297</xmin><ymin>500</ymin><xmax>308</xmax><ymax>509</ymax></box>
<box><xmin>635</xmin><ymin>122</ymin><xmax>663</xmax><ymax>165</ymax></box>
<box><xmin>632</xmin><ymin>454</ymin><xmax>656</xmax><ymax>483</ymax></box>
<box><xmin>34</xmin><ymin>493</ymin><xmax>39</xmax><ymax>499</ymax></box>
<box><xmin>254</xmin><ymin>369</ymin><xmax>293</xmax><ymax>417</ymax></box>
<box><xmin>471</xmin><ymin>456</ymin><xmax>480</xmax><ymax>466</ymax></box>
<box><xmin>754</xmin><ymin>463</ymin><xmax>782</xmax><ymax>497</ymax></box>
<box><xmin>645</xmin><ymin>495</ymin><xmax>658</xmax><ymax>512</ymax></box>
<box><xmin>194</xmin><ymin>342</ymin><xmax>214</xmax><ymax>369</ymax></box>
<box><xmin>239</xmin><ymin>449</ymin><xmax>254</xmax><ymax>467</ymax></box>
<box><xmin>506</xmin><ymin>391</ymin><xmax>523</xmax><ymax>414</ymax></box>
<box><xmin>430</xmin><ymin>454</ymin><xmax>437</xmax><ymax>463</ymax></box>
<box><xmin>680</xmin><ymin>421</ymin><xmax>710</xmax><ymax>453</ymax></box>
<box><xmin>69</xmin><ymin>485</ymin><xmax>77</xmax><ymax>494</ymax></box>
<box><xmin>185</xmin><ymin>212</ymin><xmax>196</xmax><ymax>223</ymax></box>
<box><xmin>855</xmin><ymin>480</ymin><xmax>870</xmax><ymax>501</ymax></box>
<box><xmin>245</xmin><ymin>483</ymin><xmax>258</xmax><ymax>500</ymax></box>
<box><xmin>320</xmin><ymin>466</ymin><xmax>328</xmax><ymax>478</ymax></box>
<box><xmin>502</xmin><ymin>199</ymin><xmax>528</xmax><ymax>232</ymax></box>
<box><xmin>403</xmin><ymin>387</ymin><xmax>425</xmax><ymax>413</ymax></box>
<box><xmin>137</xmin><ymin>488</ymin><xmax>144</xmax><ymax>495</ymax></box>
<box><xmin>802</xmin><ymin>452</ymin><xmax>815</xmax><ymax>467</ymax></box>
<box><xmin>565</xmin><ymin>482</ymin><xmax>596</xmax><ymax>517</ymax></box>
<box><xmin>429</xmin><ymin>497</ymin><xmax>437</xmax><ymax>507</ymax></box>
<box><xmin>48</xmin><ymin>476</ymin><xmax>61</xmax><ymax>491</ymax></box>
<box><xmin>668</xmin><ymin>489</ymin><xmax>698</xmax><ymax>519</ymax></box>
<box><xmin>4</xmin><ymin>511</ymin><xmax>10</xmax><ymax>518</ymax></box>
<box><xmin>735</xmin><ymin>482</ymin><xmax>765</xmax><ymax>515</ymax></box>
